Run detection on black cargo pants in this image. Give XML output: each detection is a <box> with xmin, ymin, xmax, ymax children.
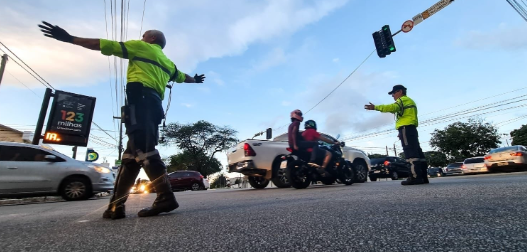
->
<box><xmin>109</xmin><ymin>82</ymin><xmax>171</xmax><ymax>207</ymax></box>
<box><xmin>398</xmin><ymin>125</ymin><xmax>427</xmax><ymax>179</ymax></box>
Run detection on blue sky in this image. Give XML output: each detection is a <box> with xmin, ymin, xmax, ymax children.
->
<box><xmin>1</xmin><ymin>0</ymin><xmax>526</xmax><ymax>179</ymax></box>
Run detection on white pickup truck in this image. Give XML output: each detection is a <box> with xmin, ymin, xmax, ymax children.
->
<box><xmin>227</xmin><ymin>132</ymin><xmax>371</xmax><ymax>189</ymax></box>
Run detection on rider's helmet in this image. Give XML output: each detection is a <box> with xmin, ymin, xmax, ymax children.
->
<box><xmin>304</xmin><ymin>120</ymin><xmax>317</xmax><ymax>130</ymax></box>
<box><xmin>290</xmin><ymin>109</ymin><xmax>303</xmax><ymax>122</ymax></box>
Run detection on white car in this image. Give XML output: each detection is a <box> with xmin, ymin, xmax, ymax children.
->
<box><xmin>461</xmin><ymin>157</ymin><xmax>488</xmax><ymax>174</ymax></box>
<box><xmin>484</xmin><ymin>145</ymin><xmax>527</xmax><ymax>171</ymax></box>
<box><xmin>227</xmin><ymin>132</ymin><xmax>371</xmax><ymax>189</ymax></box>
<box><xmin>0</xmin><ymin>142</ymin><xmax>115</xmax><ymax>200</ymax></box>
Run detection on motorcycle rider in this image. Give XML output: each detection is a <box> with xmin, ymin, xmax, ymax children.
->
<box><xmin>287</xmin><ymin>110</ymin><xmax>317</xmax><ymax>155</ymax></box>
<box><xmin>302</xmin><ymin>120</ymin><xmax>339</xmax><ymax>173</ymax></box>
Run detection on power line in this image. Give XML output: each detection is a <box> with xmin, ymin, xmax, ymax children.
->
<box><xmin>0</xmin><ymin>41</ymin><xmax>55</xmax><ymax>90</ymax></box>
<box><xmin>305</xmin><ymin>49</ymin><xmax>376</xmax><ymax>115</ymax></box>
<box><xmin>92</xmin><ymin>121</ymin><xmax>118</xmax><ymax>143</ymax></box>
<box><xmin>5</xmin><ymin>70</ymin><xmax>41</xmax><ymax>98</ymax></box>
<box><xmin>0</xmin><ymin>47</ymin><xmax>52</xmax><ymax>90</ymax></box>
<box><xmin>139</xmin><ymin>0</ymin><xmax>147</xmax><ymax>38</ymax></box>
<box><xmin>507</xmin><ymin>0</ymin><xmax>527</xmax><ymax>22</ymax></box>
<box><xmin>271</xmin><ymin>49</ymin><xmax>377</xmax><ymax>134</ymax></box>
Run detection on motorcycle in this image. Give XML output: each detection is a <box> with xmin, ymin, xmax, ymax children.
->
<box><xmin>284</xmin><ymin>142</ymin><xmax>355</xmax><ymax>189</ymax></box>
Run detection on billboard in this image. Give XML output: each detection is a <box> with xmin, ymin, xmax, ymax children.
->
<box><xmin>43</xmin><ymin>90</ymin><xmax>96</xmax><ymax>146</ymax></box>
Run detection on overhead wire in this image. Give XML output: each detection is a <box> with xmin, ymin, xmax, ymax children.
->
<box><xmin>0</xmin><ymin>42</ymin><xmax>55</xmax><ymax>90</ymax></box>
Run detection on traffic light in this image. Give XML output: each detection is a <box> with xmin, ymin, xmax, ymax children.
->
<box><xmin>372</xmin><ymin>31</ymin><xmax>386</xmax><ymax>58</ymax></box>
<box><xmin>371</xmin><ymin>25</ymin><xmax>396</xmax><ymax>58</ymax></box>
<box><xmin>382</xmin><ymin>25</ymin><xmax>396</xmax><ymax>54</ymax></box>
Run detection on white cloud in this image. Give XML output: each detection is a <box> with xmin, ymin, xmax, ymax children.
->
<box><xmin>251</xmin><ymin>47</ymin><xmax>287</xmax><ymax>72</ymax></box>
<box><xmin>332</xmin><ymin>58</ymin><xmax>339</xmax><ymax>62</ymax></box>
<box><xmin>281</xmin><ymin>101</ymin><xmax>291</xmax><ymax>106</ymax></box>
<box><xmin>295</xmin><ymin>70</ymin><xmax>399</xmax><ymax>136</ymax></box>
<box><xmin>0</xmin><ymin>0</ymin><xmax>349</xmax><ymax>89</ymax></box>
<box><xmin>181</xmin><ymin>103</ymin><xmax>193</xmax><ymax>108</ymax></box>
<box><xmin>454</xmin><ymin>23</ymin><xmax>527</xmax><ymax>50</ymax></box>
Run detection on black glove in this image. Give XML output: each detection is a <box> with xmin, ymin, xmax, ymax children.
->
<box><xmin>38</xmin><ymin>21</ymin><xmax>74</xmax><ymax>43</ymax></box>
<box><xmin>194</xmin><ymin>74</ymin><xmax>205</xmax><ymax>83</ymax></box>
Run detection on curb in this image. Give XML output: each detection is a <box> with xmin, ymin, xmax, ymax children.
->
<box><xmin>0</xmin><ymin>192</ymin><xmax>111</xmax><ymax>206</ymax></box>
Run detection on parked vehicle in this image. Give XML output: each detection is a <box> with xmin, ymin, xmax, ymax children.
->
<box><xmin>167</xmin><ymin>170</ymin><xmax>208</xmax><ymax>191</ymax></box>
<box><xmin>427</xmin><ymin>167</ymin><xmax>444</xmax><ymax>177</ymax></box>
<box><xmin>484</xmin><ymin>145</ymin><xmax>527</xmax><ymax>172</ymax></box>
<box><xmin>0</xmin><ymin>142</ymin><xmax>115</xmax><ymax>200</ymax></box>
<box><xmin>368</xmin><ymin>156</ymin><xmax>411</xmax><ymax>181</ymax></box>
<box><xmin>227</xmin><ymin>131</ymin><xmax>370</xmax><ymax>189</ymax></box>
<box><xmin>284</xmin><ymin>142</ymin><xmax>355</xmax><ymax>189</ymax></box>
<box><xmin>462</xmin><ymin>157</ymin><xmax>487</xmax><ymax>174</ymax></box>
<box><xmin>444</xmin><ymin>162</ymin><xmax>464</xmax><ymax>175</ymax></box>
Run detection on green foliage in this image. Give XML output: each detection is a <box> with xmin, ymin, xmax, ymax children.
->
<box><xmin>161</xmin><ymin>120</ymin><xmax>238</xmax><ymax>177</ymax></box>
<box><xmin>511</xmin><ymin>124</ymin><xmax>527</xmax><ymax>146</ymax></box>
<box><xmin>430</xmin><ymin>119</ymin><xmax>501</xmax><ymax>161</ymax></box>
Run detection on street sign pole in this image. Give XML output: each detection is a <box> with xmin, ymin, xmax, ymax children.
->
<box><xmin>33</xmin><ymin>88</ymin><xmax>53</xmax><ymax>145</ymax></box>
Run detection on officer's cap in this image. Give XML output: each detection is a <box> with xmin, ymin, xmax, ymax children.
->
<box><xmin>388</xmin><ymin>84</ymin><xmax>407</xmax><ymax>95</ymax></box>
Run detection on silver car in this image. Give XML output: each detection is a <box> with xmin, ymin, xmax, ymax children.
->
<box><xmin>484</xmin><ymin>145</ymin><xmax>527</xmax><ymax>171</ymax></box>
<box><xmin>444</xmin><ymin>162</ymin><xmax>464</xmax><ymax>175</ymax></box>
<box><xmin>0</xmin><ymin>142</ymin><xmax>115</xmax><ymax>201</ymax></box>
<box><xmin>461</xmin><ymin>157</ymin><xmax>487</xmax><ymax>174</ymax></box>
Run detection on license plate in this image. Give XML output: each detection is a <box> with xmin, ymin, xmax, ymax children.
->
<box><xmin>498</xmin><ymin>162</ymin><xmax>508</xmax><ymax>166</ymax></box>
<box><xmin>374</xmin><ymin>170</ymin><xmax>380</xmax><ymax>173</ymax></box>
<box><xmin>280</xmin><ymin>161</ymin><xmax>287</xmax><ymax>168</ymax></box>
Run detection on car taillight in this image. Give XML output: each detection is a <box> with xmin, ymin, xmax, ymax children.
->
<box><xmin>244</xmin><ymin>143</ymin><xmax>256</xmax><ymax>156</ymax></box>
<box><xmin>200</xmin><ymin>175</ymin><xmax>204</xmax><ymax>179</ymax></box>
<box><xmin>286</xmin><ymin>148</ymin><xmax>292</xmax><ymax>152</ymax></box>
<box><xmin>461</xmin><ymin>165</ymin><xmax>466</xmax><ymax>169</ymax></box>
<box><xmin>511</xmin><ymin>152</ymin><xmax>523</xmax><ymax>156</ymax></box>
<box><xmin>383</xmin><ymin>160</ymin><xmax>390</xmax><ymax>166</ymax></box>
<box><xmin>484</xmin><ymin>155</ymin><xmax>491</xmax><ymax>160</ymax></box>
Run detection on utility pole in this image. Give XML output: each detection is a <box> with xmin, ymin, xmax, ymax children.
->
<box><xmin>113</xmin><ymin>116</ymin><xmax>124</xmax><ymax>161</ymax></box>
<box><xmin>0</xmin><ymin>54</ymin><xmax>8</xmax><ymax>86</ymax></box>
<box><xmin>394</xmin><ymin>144</ymin><xmax>397</xmax><ymax>156</ymax></box>
<box><xmin>386</xmin><ymin>146</ymin><xmax>389</xmax><ymax>156</ymax></box>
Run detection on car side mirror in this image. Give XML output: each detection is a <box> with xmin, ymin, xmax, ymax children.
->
<box><xmin>44</xmin><ymin>155</ymin><xmax>57</xmax><ymax>162</ymax></box>
<box><xmin>340</xmin><ymin>142</ymin><xmax>345</xmax><ymax>147</ymax></box>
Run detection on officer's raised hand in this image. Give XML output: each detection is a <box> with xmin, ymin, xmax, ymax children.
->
<box><xmin>38</xmin><ymin>21</ymin><xmax>74</xmax><ymax>43</ymax></box>
<box><xmin>364</xmin><ymin>102</ymin><xmax>375</xmax><ymax>110</ymax></box>
<box><xmin>193</xmin><ymin>74</ymin><xmax>205</xmax><ymax>83</ymax></box>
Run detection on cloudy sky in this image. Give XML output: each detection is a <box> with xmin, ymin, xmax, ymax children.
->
<box><xmin>1</xmin><ymin>0</ymin><xmax>526</xmax><ymax>179</ymax></box>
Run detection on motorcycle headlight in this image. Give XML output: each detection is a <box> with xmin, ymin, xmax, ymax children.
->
<box><xmin>140</xmin><ymin>185</ymin><xmax>146</xmax><ymax>191</ymax></box>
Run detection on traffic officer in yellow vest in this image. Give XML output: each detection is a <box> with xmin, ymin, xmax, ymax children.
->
<box><xmin>364</xmin><ymin>85</ymin><xmax>428</xmax><ymax>185</ymax></box>
<box><xmin>38</xmin><ymin>21</ymin><xmax>205</xmax><ymax>218</ymax></box>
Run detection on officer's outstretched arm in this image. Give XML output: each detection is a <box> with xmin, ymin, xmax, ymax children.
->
<box><xmin>374</xmin><ymin>103</ymin><xmax>401</xmax><ymax>113</ymax></box>
<box><xmin>184</xmin><ymin>74</ymin><xmax>206</xmax><ymax>83</ymax></box>
<box><xmin>38</xmin><ymin>21</ymin><xmax>100</xmax><ymax>51</ymax></box>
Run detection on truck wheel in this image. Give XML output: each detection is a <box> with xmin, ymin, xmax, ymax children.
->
<box><xmin>271</xmin><ymin>157</ymin><xmax>291</xmax><ymax>188</ymax></box>
<box><xmin>248</xmin><ymin>176</ymin><xmax>270</xmax><ymax>189</ymax></box>
<box><xmin>353</xmin><ymin>160</ymin><xmax>368</xmax><ymax>183</ymax></box>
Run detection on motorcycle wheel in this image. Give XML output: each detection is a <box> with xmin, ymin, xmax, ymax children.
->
<box><xmin>286</xmin><ymin>160</ymin><xmax>312</xmax><ymax>189</ymax></box>
<box><xmin>338</xmin><ymin>161</ymin><xmax>355</xmax><ymax>185</ymax></box>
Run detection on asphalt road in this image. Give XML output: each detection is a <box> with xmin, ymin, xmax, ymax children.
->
<box><xmin>1</xmin><ymin>172</ymin><xmax>527</xmax><ymax>252</ymax></box>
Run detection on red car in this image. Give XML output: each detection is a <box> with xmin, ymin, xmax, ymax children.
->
<box><xmin>168</xmin><ymin>171</ymin><xmax>208</xmax><ymax>191</ymax></box>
